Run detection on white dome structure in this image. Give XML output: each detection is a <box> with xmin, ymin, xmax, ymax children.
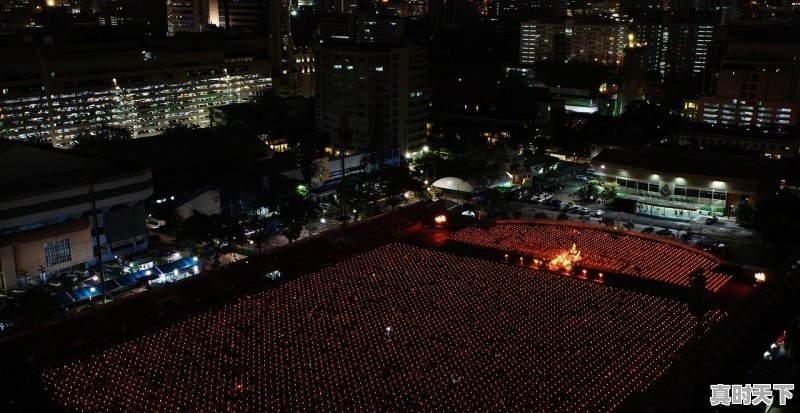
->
<box><xmin>431</xmin><ymin>177</ymin><xmax>474</xmax><ymax>193</ymax></box>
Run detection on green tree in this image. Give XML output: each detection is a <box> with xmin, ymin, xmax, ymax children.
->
<box><xmin>246</xmin><ymin>214</ymin><xmax>276</xmax><ymax>253</ymax></box>
<box><xmin>734</xmin><ymin>201</ymin><xmax>755</xmax><ymax>223</ymax></box>
<box><xmin>278</xmin><ymin>194</ymin><xmax>320</xmax><ymax>243</ymax></box>
<box><xmin>387</xmin><ymin>195</ymin><xmax>404</xmax><ymax>210</ymax></box>
<box><xmin>163</xmin><ymin>122</ymin><xmax>200</xmax><ymax>135</ymax></box>
<box><xmin>72</xmin><ymin>125</ymin><xmax>132</xmax><ymax>150</ymax></box>
<box><xmin>10</xmin><ymin>287</ymin><xmax>60</xmax><ymax>325</ymax></box>
<box><xmin>754</xmin><ymin>193</ymin><xmax>800</xmax><ymax>242</ymax></box>
<box><xmin>175</xmin><ymin>213</ymin><xmax>245</xmax><ymax>268</ymax></box>
<box><xmin>258</xmin><ymin>175</ymin><xmax>300</xmax><ymax>212</ymax></box>
<box><xmin>343</xmin><ymin>166</ymin><xmax>423</xmax><ymax>218</ymax></box>
<box><xmin>601</xmin><ymin>182</ymin><xmax>618</xmax><ymax>204</ymax></box>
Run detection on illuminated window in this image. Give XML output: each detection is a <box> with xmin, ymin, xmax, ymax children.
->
<box><xmin>44</xmin><ymin>239</ymin><xmax>72</xmax><ymax>267</ymax></box>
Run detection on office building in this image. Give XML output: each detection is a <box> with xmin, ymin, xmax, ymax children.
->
<box><xmin>318</xmin><ymin>11</ymin><xmax>406</xmax><ymax>44</ymax></box>
<box><xmin>315</xmin><ymin>43</ymin><xmax>428</xmax><ymax>155</ymax></box>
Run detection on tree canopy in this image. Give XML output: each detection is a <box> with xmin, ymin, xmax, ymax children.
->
<box><xmin>72</xmin><ymin>125</ymin><xmax>132</xmax><ymax>151</ymax></box>
<box><xmin>175</xmin><ymin>213</ymin><xmax>245</xmax><ymax>268</ymax></box>
<box><xmin>278</xmin><ymin>194</ymin><xmax>320</xmax><ymax>243</ymax></box>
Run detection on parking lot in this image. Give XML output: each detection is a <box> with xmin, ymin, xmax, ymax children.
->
<box><xmin>500</xmin><ymin>175</ymin><xmax>761</xmax><ymax>263</ymax></box>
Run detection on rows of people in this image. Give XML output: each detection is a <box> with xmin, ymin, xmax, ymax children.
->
<box><xmin>450</xmin><ymin>225</ymin><xmax>730</xmax><ymax>291</ymax></box>
<box><xmin>45</xmin><ymin>244</ymin><xmax>724</xmax><ymax>412</ymax></box>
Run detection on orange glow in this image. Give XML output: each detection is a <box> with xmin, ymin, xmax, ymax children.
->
<box><xmin>548</xmin><ymin>243</ymin><xmax>582</xmax><ymax>273</ymax></box>
<box><xmin>755</xmin><ymin>272</ymin><xmax>766</xmax><ymax>283</ymax></box>
<box><xmin>434</xmin><ymin>215</ymin><xmax>447</xmax><ymax>224</ymax></box>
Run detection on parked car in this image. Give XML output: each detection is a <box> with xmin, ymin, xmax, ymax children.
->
<box><xmin>656</xmin><ymin>228</ymin><xmax>675</xmax><ymax>237</ymax></box>
<box><xmin>593</xmin><ymin>210</ymin><xmax>605</xmax><ymax>217</ymax></box>
<box><xmin>705</xmin><ymin>216</ymin><xmax>719</xmax><ymax>225</ymax></box>
<box><xmin>146</xmin><ymin>218</ymin><xmax>166</xmax><ymax>230</ymax></box>
<box><xmin>578</xmin><ymin>207</ymin><xmax>591</xmax><ymax>214</ymax></box>
<box><xmin>550</xmin><ymin>199</ymin><xmax>563</xmax><ymax>207</ymax></box>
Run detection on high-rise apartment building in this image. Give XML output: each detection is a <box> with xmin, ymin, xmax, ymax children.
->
<box><xmin>628</xmin><ymin>18</ymin><xmax>713</xmax><ymax>80</ymax></box>
<box><xmin>520</xmin><ymin>19</ymin><xmax>627</xmax><ymax>66</ymax></box>
<box><xmin>319</xmin><ymin>11</ymin><xmax>406</xmax><ymax>44</ymax></box>
<box><xmin>520</xmin><ymin>21</ymin><xmax>564</xmax><ymax>64</ymax></box>
<box><xmin>0</xmin><ymin>35</ymin><xmax>272</xmax><ymax>146</ymax></box>
<box><xmin>569</xmin><ymin>20</ymin><xmax>627</xmax><ymax>65</ymax></box>
<box><xmin>315</xmin><ymin>43</ymin><xmax>428</xmax><ymax>155</ymax></box>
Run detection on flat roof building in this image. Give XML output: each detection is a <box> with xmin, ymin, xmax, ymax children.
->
<box><xmin>591</xmin><ymin>146</ymin><xmax>782</xmax><ymax>217</ymax></box>
<box><xmin>0</xmin><ymin>34</ymin><xmax>272</xmax><ymax>146</ymax></box>
<box><xmin>0</xmin><ymin>141</ymin><xmax>153</xmax><ymax>290</ymax></box>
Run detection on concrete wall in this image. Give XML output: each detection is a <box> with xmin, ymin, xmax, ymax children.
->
<box><xmin>176</xmin><ymin>189</ymin><xmax>221</xmax><ymax>219</ymax></box>
<box><xmin>0</xmin><ymin>219</ymin><xmax>94</xmax><ymax>290</ymax></box>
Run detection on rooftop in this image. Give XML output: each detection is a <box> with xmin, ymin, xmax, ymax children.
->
<box><xmin>591</xmin><ymin>146</ymin><xmax>783</xmax><ymax>181</ymax></box>
<box><xmin>0</xmin><ymin>141</ymin><xmax>148</xmax><ymax>201</ymax></box>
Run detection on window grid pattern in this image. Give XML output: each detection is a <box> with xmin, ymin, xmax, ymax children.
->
<box><xmin>44</xmin><ymin>239</ymin><xmax>72</xmax><ymax>267</ymax></box>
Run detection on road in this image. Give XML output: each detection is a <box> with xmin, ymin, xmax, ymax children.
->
<box><xmin>502</xmin><ymin>179</ymin><xmax>761</xmax><ymax>263</ymax></box>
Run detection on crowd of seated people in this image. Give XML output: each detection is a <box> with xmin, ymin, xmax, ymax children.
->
<box><xmin>45</xmin><ymin>244</ymin><xmax>724</xmax><ymax>412</ymax></box>
<box><xmin>449</xmin><ymin>225</ymin><xmax>730</xmax><ymax>292</ymax></box>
